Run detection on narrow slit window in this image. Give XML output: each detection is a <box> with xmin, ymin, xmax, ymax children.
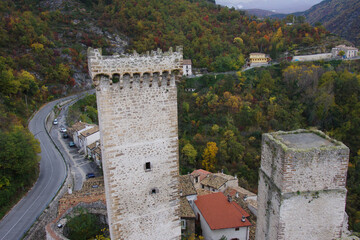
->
<box><xmin>145</xmin><ymin>162</ymin><xmax>151</xmax><ymax>171</ymax></box>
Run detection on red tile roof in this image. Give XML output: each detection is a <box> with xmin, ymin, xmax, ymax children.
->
<box><xmin>195</xmin><ymin>192</ymin><xmax>251</xmax><ymax>230</ymax></box>
<box><xmin>191</xmin><ymin>169</ymin><xmax>211</xmax><ymax>181</ymax></box>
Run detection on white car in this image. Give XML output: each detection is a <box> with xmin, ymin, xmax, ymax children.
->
<box><xmin>53</xmin><ymin>119</ymin><xmax>58</xmax><ymax>125</ymax></box>
<box><xmin>60</xmin><ymin>127</ymin><xmax>67</xmax><ymax>133</ymax></box>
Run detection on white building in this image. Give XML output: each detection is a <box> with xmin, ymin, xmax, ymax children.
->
<box><xmin>193</xmin><ymin>192</ymin><xmax>251</xmax><ymax>240</ymax></box>
<box><xmin>69</xmin><ymin>122</ymin><xmax>95</xmax><ymax>148</ymax></box>
<box><xmin>331</xmin><ymin>45</ymin><xmax>359</xmax><ymax>58</ymax></box>
<box><xmin>78</xmin><ymin>125</ymin><xmax>100</xmax><ymax>154</ymax></box>
<box><xmin>183</xmin><ymin>59</ymin><xmax>192</xmax><ymax>76</ymax></box>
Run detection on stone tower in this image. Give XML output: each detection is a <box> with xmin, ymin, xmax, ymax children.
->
<box><xmin>87</xmin><ymin>47</ymin><xmax>183</xmax><ymax>239</ymax></box>
<box><xmin>255</xmin><ymin>129</ymin><xmax>349</xmax><ymax>240</ymax></box>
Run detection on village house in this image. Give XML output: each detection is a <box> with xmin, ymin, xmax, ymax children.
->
<box><xmin>183</xmin><ymin>59</ymin><xmax>193</xmax><ymax>76</ymax></box>
<box><xmin>179</xmin><ymin>175</ymin><xmax>197</xmax><ymax>238</ymax></box>
<box><xmin>86</xmin><ymin>140</ymin><xmax>102</xmax><ymax>167</ymax></box>
<box><xmin>249</xmin><ymin>53</ymin><xmax>270</xmax><ymax>66</ymax></box>
<box><xmin>224</xmin><ymin>187</ymin><xmax>258</xmax><ymax>217</ymax></box>
<box><xmin>78</xmin><ymin>125</ymin><xmax>100</xmax><ymax>154</ymax></box>
<box><xmin>190</xmin><ymin>170</ymin><xmax>258</xmax><ymax>217</ymax></box>
<box><xmin>198</xmin><ymin>172</ymin><xmax>238</xmax><ymax>193</ymax></box>
<box><xmin>193</xmin><ymin>192</ymin><xmax>251</xmax><ymax>240</ymax></box>
<box><xmin>68</xmin><ymin>122</ymin><xmax>96</xmax><ymax>148</ymax></box>
<box><xmin>93</xmin><ymin>145</ymin><xmax>101</xmax><ymax>167</ymax></box>
<box><xmin>331</xmin><ymin>45</ymin><xmax>359</xmax><ymax>58</ymax></box>
<box><xmin>190</xmin><ymin>169</ymin><xmax>211</xmax><ymax>189</ymax></box>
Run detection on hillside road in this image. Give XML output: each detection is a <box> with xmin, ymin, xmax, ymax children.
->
<box><xmin>0</xmin><ymin>94</ymin><xmax>79</xmax><ymax>240</ymax></box>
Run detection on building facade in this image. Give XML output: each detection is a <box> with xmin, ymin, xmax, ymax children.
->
<box><xmin>255</xmin><ymin>129</ymin><xmax>349</xmax><ymax>240</ymax></box>
<box><xmin>331</xmin><ymin>45</ymin><xmax>359</xmax><ymax>58</ymax></box>
<box><xmin>88</xmin><ymin>47</ymin><xmax>183</xmax><ymax>239</ymax></box>
<box><xmin>182</xmin><ymin>59</ymin><xmax>192</xmax><ymax>76</ymax></box>
<box><xmin>194</xmin><ymin>192</ymin><xmax>251</xmax><ymax>240</ymax></box>
<box><xmin>249</xmin><ymin>53</ymin><xmax>270</xmax><ymax>64</ymax></box>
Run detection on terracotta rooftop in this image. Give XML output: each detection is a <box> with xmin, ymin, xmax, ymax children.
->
<box><xmin>94</xmin><ymin>146</ymin><xmax>101</xmax><ymax>155</ymax></box>
<box><xmin>224</xmin><ymin>186</ymin><xmax>256</xmax><ymax>198</ymax></box>
<box><xmin>200</xmin><ymin>174</ymin><xmax>228</xmax><ymax>189</ymax></box>
<box><xmin>80</xmin><ymin>126</ymin><xmax>99</xmax><ymax>138</ymax></box>
<box><xmin>180</xmin><ymin>197</ymin><xmax>196</xmax><ymax>218</ymax></box>
<box><xmin>183</xmin><ymin>59</ymin><xmax>192</xmax><ymax>65</ymax></box>
<box><xmin>213</xmin><ymin>173</ymin><xmax>237</xmax><ymax>181</ymax></box>
<box><xmin>87</xmin><ymin>141</ymin><xmax>99</xmax><ymax>150</ymax></box>
<box><xmin>191</xmin><ymin>169</ymin><xmax>211</xmax><ymax>182</ymax></box>
<box><xmin>195</xmin><ymin>192</ymin><xmax>251</xmax><ymax>230</ymax></box>
<box><xmin>71</xmin><ymin>122</ymin><xmax>88</xmax><ymax>131</ymax></box>
<box><xmin>180</xmin><ymin>175</ymin><xmax>197</xmax><ymax>197</ymax></box>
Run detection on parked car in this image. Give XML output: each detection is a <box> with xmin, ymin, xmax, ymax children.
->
<box><xmin>86</xmin><ymin>173</ymin><xmax>95</xmax><ymax>178</ymax></box>
<box><xmin>69</xmin><ymin>141</ymin><xmax>75</xmax><ymax>147</ymax></box>
<box><xmin>60</xmin><ymin>127</ymin><xmax>67</xmax><ymax>133</ymax></box>
<box><xmin>53</xmin><ymin>119</ymin><xmax>58</xmax><ymax>125</ymax></box>
<box><xmin>62</xmin><ymin>133</ymin><xmax>69</xmax><ymax>138</ymax></box>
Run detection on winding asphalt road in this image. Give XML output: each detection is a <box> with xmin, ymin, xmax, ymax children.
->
<box><xmin>0</xmin><ymin>95</ymin><xmax>80</xmax><ymax>240</ymax></box>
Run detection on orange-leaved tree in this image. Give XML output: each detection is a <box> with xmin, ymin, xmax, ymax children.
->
<box><xmin>201</xmin><ymin>142</ymin><xmax>218</xmax><ymax>172</ymax></box>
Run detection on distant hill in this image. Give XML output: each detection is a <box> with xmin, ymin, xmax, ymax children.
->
<box><xmin>244</xmin><ymin>9</ymin><xmax>276</xmax><ymax>18</ymax></box>
<box><xmin>301</xmin><ymin>0</ymin><xmax>360</xmax><ymax>45</ymax></box>
<box><xmin>268</xmin><ymin>0</ymin><xmax>360</xmax><ymax>45</ymax></box>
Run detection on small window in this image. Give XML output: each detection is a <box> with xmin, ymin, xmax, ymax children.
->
<box><xmin>181</xmin><ymin>219</ymin><xmax>186</xmax><ymax>230</ymax></box>
<box><xmin>202</xmin><ymin>184</ymin><xmax>204</xmax><ymax>189</ymax></box>
<box><xmin>145</xmin><ymin>162</ymin><xmax>151</xmax><ymax>171</ymax></box>
<box><xmin>195</xmin><ymin>176</ymin><xmax>199</xmax><ymax>183</ymax></box>
<box><xmin>235</xmin><ymin>228</ymin><xmax>239</xmax><ymax>231</ymax></box>
<box><xmin>150</xmin><ymin>188</ymin><xmax>159</xmax><ymax>195</ymax></box>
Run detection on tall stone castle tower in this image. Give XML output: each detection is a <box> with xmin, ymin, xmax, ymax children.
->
<box><xmin>256</xmin><ymin>129</ymin><xmax>349</xmax><ymax>240</ymax></box>
<box><xmin>87</xmin><ymin>47</ymin><xmax>183</xmax><ymax>239</ymax></box>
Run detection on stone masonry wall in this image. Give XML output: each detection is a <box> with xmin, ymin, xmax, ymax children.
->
<box><xmin>256</xmin><ymin>129</ymin><xmax>350</xmax><ymax>240</ymax></box>
<box><xmin>89</xmin><ymin>47</ymin><xmax>182</xmax><ymax>240</ymax></box>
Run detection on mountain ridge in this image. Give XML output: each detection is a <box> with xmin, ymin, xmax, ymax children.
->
<box><xmin>301</xmin><ymin>0</ymin><xmax>360</xmax><ymax>45</ymax></box>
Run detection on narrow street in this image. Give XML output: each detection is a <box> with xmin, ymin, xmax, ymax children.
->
<box><xmin>50</xmin><ymin>96</ymin><xmax>100</xmax><ymax>190</ymax></box>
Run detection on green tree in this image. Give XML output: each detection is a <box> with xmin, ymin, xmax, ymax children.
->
<box><xmin>182</xmin><ymin>143</ymin><xmax>197</xmax><ymax>166</ymax></box>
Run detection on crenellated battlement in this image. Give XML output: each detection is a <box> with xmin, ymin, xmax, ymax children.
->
<box><xmin>87</xmin><ymin>46</ymin><xmax>183</xmax><ymax>83</ymax></box>
<box><xmin>94</xmin><ymin>70</ymin><xmax>179</xmax><ymax>90</ymax></box>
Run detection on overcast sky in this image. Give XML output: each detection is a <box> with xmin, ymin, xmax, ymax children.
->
<box><xmin>216</xmin><ymin>0</ymin><xmax>323</xmax><ymax>13</ymax></box>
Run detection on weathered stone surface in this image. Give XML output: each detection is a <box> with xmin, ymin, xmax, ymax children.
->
<box><xmin>89</xmin><ymin>47</ymin><xmax>182</xmax><ymax>239</ymax></box>
<box><xmin>256</xmin><ymin>129</ymin><xmax>350</xmax><ymax>240</ymax></box>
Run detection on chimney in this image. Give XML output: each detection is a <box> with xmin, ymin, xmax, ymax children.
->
<box><xmin>221</xmin><ymin>169</ymin><xmax>224</xmax><ymax>174</ymax></box>
<box><xmin>234</xmin><ymin>174</ymin><xmax>237</xmax><ymax>179</ymax></box>
<box><xmin>235</xmin><ymin>192</ymin><xmax>239</xmax><ymax>198</ymax></box>
<box><xmin>227</xmin><ymin>195</ymin><xmax>232</xmax><ymax>202</ymax></box>
<box><xmin>241</xmin><ymin>216</ymin><xmax>246</xmax><ymax>222</ymax></box>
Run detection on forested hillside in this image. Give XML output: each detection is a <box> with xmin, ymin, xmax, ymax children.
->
<box><xmin>301</xmin><ymin>0</ymin><xmax>360</xmax><ymax>46</ymax></box>
<box><xmin>91</xmin><ymin>0</ymin><xmax>329</xmax><ymax>70</ymax></box>
<box><xmin>178</xmin><ymin>60</ymin><xmax>360</xmax><ymax>232</ymax></box>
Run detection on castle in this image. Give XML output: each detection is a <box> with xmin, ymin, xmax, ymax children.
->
<box><xmin>87</xmin><ymin>47</ymin><xmax>183</xmax><ymax>239</ymax></box>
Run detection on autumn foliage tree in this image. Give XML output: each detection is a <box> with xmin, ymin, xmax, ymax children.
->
<box><xmin>201</xmin><ymin>142</ymin><xmax>218</xmax><ymax>172</ymax></box>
